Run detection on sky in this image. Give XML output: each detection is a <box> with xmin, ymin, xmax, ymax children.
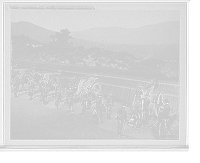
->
<box><xmin>11</xmin><ymin>3</ymin><xmax>180</xmax><ymax>32</ymax></box>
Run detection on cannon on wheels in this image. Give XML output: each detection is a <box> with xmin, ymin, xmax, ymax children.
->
<box><xmin>72</xmin><ymin>75</ymin><xmax>101</xmax><ymax>96</ymax></box>
<box><xmin>63</xmin><ymin>75</ymin><xmax>101</xmax><ymax>103</ymax></box>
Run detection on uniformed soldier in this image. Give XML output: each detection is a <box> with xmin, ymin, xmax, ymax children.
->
<box><xmin>55</xmin><ymin>87</ymin><xmax>61</xmax><ymax>110</ymax></box>
<box><xmin>42</xmin><ymin>82</ymin><xmax>47</xmax><ymax>105</ymax></box>
<box><xmin>53</xmin><ymin>80</ymin><xmax>60</xmax><ymax>96</ymax></box>
<box><xmin>39</xmin><ymin>77</ymin><xmax>44</xmax><ymax>101</ymax></box>
<box><xmin>133</xmin><ymin>97</ymin><xmax>142</xmax><ymax>129</ymax></box>
<box><xmin>66</xmin><ymin>87</ymin><xmax>74</xmax><ymax>112</ymax></box>
<box><xmin>68</xmin><ymin>77</ymin><xmax>73</xmax><ymax>88</ymax></box>
<box><xmin>87</xmin><ymin>86</ymin><xmax>92</xmax><ymax>110</ymax></box>
<box><xmin>142</xmin><ymin>92</ymin><xmax>150</xmax><ymax>126</ymax></box>
<box><xmin>81</xmin><ymin>88</ymin><xmax>87</xmax><ymax>114</ymax></box>
<box><xmin>28</xmin><ymin>80</ymin><xmax>34</xmax><ymax>100</ymax></box>
<box><xmin>95</xmin><ymin>92</ymin><xmax>103</xmax><ymax>125</ymax></box>
<box><xmin>134</xmin><ymin>85</ymin><xmax>143</xmax><ymax>102</ymax></box>
<box><xmin>106</xmin><ymin>91</ymin><xmax>113</xmax><ymax>120</ymax></box>
<box><xmin>116</xmin><ymin>104</ymin><xmax>127</xmax><ymax>138</ymax></box>
<box><xmin>72</xmin><ymin>76</ymin><xmax>78</xmax><ymax>92</ymax></box>
<box><xmin>163</xmin><ymin>98</ymin><xmax>170</xmax><ymax>134</ymax></box>
<box><xmin>157</xmin><ymin>102</ymin><xmax>165</xmax><ymax>138</ymax></box>
<box><xmin>13</xmin><ymin>75</ymin><xmax>20</xmax><ymax>97</ymax></box>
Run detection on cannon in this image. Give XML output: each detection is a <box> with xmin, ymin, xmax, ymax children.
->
<box><xmin>62</xmin><ymin>75</ymin><xmax>101</xmax><ymax>103</ymax></box>
<box><xmin>75</xmin><ymin>75</ymin><xmax>101</xmax><ymax>95</ymax></box>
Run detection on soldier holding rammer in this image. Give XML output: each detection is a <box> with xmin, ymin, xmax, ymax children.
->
<box><xmin>55</xmin><ymin>87</ymin><xmax>61</xmax><ymax>110</ymax></box>
<box><xmin>106</xmin><ymin>91</ymin><xmax>113</xmax><ymax>120</ymax></box>
<box><xmin>28</xmin><ymin>80</ymin><xmax>34</xmax><ymax>100</ymax></box>
<box><xmin>66</xmin><ymin>87</ymin><xmax>74</xmax><ymax>112</ymax></box>
<box><xmin>95</xmin><ymin>92</ymin><xmax>103</xmax><ymax>125</ymax></box>
<box><xmin>87</xmin><ymin>86</ymin><xmax>92</xmax><ymax>110</ymax></box>
<box><xmin>117</xmin><ymin>102</ymin><xmax>127</xmax><ymax>138</ymax></box>
<box><xmin>42</xmin><ymin>82</ymin><xmax>47</xmax><ymax>105</ymax></box>
<box><xmin>13</xmin><ymin>76</ymin><xmax>20</xmax><ymax>97</ymax></box>
<box><xmin>81</xmin><ymin>88</ymin><xmax>87</xmax><ymax>114</ymax></box>
<box><xmin>142</xmin><ymin>92</ymin><xmax>150</xmax><ymax>126</ymax></box>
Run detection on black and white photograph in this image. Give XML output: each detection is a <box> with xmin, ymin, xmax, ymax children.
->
<box><xmin>1</xmin><ymin>1</ymin><xmax>188</xmax><ymax>149</ymax></box>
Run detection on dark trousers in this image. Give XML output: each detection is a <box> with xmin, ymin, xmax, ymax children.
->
<box><xmin>117</xmin><ymin>117</ymin><xmax>125</xmax><ymax>136</ymax></box>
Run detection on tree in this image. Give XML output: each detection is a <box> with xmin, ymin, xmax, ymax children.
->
<box><xmin>50</xmin><ymin>28</ymin><xmax>73</xmax><ymax>46</ymax></box>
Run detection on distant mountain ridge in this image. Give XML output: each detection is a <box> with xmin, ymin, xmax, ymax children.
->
<box><xmin>71</xmin><ymin>21</ymin><xmax>180</xmax><ymax>45</ymax></box>
<box><xmin>11</xmin><ymin>21</ymin><xmax>179</xmax><ymax>60</ymax></box>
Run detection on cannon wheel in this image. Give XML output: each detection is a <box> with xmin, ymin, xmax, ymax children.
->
<box><xmin>47</xmin><ymin>76</ymin><xmax>59</xmax><ymax>90</ymax></box>
<box><xmin>154</xmin><ymin>92</ymin><xmax>163</xmax><ymax>116</ymax></box>
<box><xmin>91</xmin><ymin>82</ymin><xmax>101</xmax><ymax>95</ymax></box>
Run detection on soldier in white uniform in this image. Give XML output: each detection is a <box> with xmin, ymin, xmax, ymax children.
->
<box><xmin>13</xmin><ymin>76</ymin><xmax>20</xmax><ymax>97</ymax></box>
<box><xmin>87</xmin><ymin>86</ymin><xmax>92</xmax><ymax>110</ymax></box>
<box><xmin>66</xmin><ymin>87</ymin><xmax>74</xmax><ymax>112</ymax></box>
<box><xmin>142</xmin><ymin>92</ymin><xmax>150</xmax><ymax>126</ymax></box>
<box><xmin>81</xmin><ymin>88</ymin><xmax>87</xmax><ymax>114</ymax></box>
<box><xmin>106</xmin><ymin>91</ymin><xmax>113</xmax><ymax>120</ymax></box>
<box><xmin>133</xmin><ymin>97</ymin><xmax>142</xmax><ymax>129</ymax></box>
<box><xmin>39</xmin><ymin>77</ymin><xmax>44</xmax><ymax>101</ymax></box>
<box><xmin>55</xmin><ymin>87</ymin><xmax>61</xmax><ymax>110</ymax></box>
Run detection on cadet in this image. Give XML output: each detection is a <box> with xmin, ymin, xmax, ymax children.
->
<box><xmin>95</xmin><ymin>92</ymin><xmax>103</xmax><ymax>125</ymax></box>
<box><xmin>87</xmin><ymin>86</ymin><xmax>92</xmax><ymax>110</ymax></box>
<box><xmin>157</xmin><ymin>102</ymin><xmax>165</xmax><ymax>138</ymax></box>
<box><xmin>143</xmin><ymin>92</ymin><xmax>150</xmax><ymax>126</ymax></box>
<box><xmin>42</xmin><ymin>82</ymin><xmax>47</xmax><ymax>105</ymax></box>
<box><xmin>66</xmin><ymin>87</ymin><xmax>74</xmax><ymax>112</ymax></box>
<box><xmin>133</xmin><ymin>97</ymin><xmax>142</xmax><ymax>129</ymax></box>
<box><xmin>13</xmin><ymin>76</ymin><xmax>20</xmax><ymax>97</ymax></box>
<box><xmin>55</xmin><ymin>87</ymin><xmax>61</xmax><ymax>110</ymax></box>
<box><xmin>39</xmin><ymin>77</ymin><xmax>44</xmax><ymax>100</ymax></box>
<box><xmin>132</xmin><ymin>83</ymin><xmax>143</xmax><ymax>108</ymax></box>
<box><xmin>28</xmin><ymin>80</ymin><xmax>34</xmax><ymax>100</ymax></box>
<box><xmin>106</xmin><ymin>91</ymin><xmax>113</xmax><ymax>120</ymax></box>
<box><xmin>72</xmin><ymin>76</ymin><xmax>78</xmax><ymax>92</ymax></box>
<box><xmin>163</xmin><ymin>98</ymin><xmax>170</xmax><ymax>134</ymax></box>
<box><xmin>117</xmin><ymin>102</ymin><xmax>127</xmax><ymax>138</ymax></box>
<box><xmin>53</xmin><ymin>80</ymin><xmax>60</xmax><ymax>96</ymax></box>
<box><xmin>81</xmin><ymin>88</ymin><xmax>87</xmax><ymax>114</ymax></box>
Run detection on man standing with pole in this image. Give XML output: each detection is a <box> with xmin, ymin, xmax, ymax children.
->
<box><xmin>87</xmin><ymin>86</ymin><xmax>92</xmax><ymax>110</ymax></box>
<box><xmin>95</xmin><ymin>92</ymin><xmax>103</xmax><ymax>125</ymax></box>
<box><xmin>55</xmin><ymin>87</ymin><xmax>61</xmax><ymax>110</ymax></box>
<box><xmin>42</xmin><ymin>82</ymin><xmax>47</xmax><ymax>105</ymax></box>
<box><xmin>13</xmin><ymin>76</ymin><xmax>20</xmax><ymax>97</ymax></box>
<box><xmin>28</xmin><ymin>80</ymin><xmax>34</xmax><ymax>100</ymax></box>
<box><xmin>106</xmin><ymin>91</ymin><xmax>113</xmax><ymax>120</ymax></box>
<box><xmin>116</xmin><ymin>104</ymin><xmax>127</xmax><ymax>138</ymax></box>
<box><xmin>66</xmin><ymin>87</ymin><xmax>74</xmax><ymax>112</ymax></box>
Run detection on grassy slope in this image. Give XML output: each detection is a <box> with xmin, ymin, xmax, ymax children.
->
<box><xmin>12</xmin><ymin>59</ymin><xmax>177</xmax><ymax>80</ymax></box>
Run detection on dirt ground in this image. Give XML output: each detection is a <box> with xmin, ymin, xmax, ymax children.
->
<box><xmin>11</xmin><ymin>85</ymin><xmax>158</xmax><ymax>139</ymax></box>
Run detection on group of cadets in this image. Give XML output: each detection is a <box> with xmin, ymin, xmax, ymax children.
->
<box><xmin>11</xmin><ymin>68</ymin><xmax>173</xmax><ymax>139</ymax></box>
